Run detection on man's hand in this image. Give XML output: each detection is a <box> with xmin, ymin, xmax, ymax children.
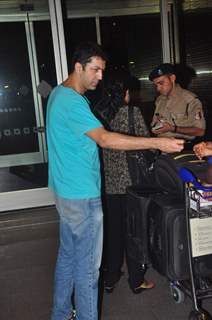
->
<box><xmin>152</xmin><ymin>121</ymin><xmax>174</xmax><ymax>135</ymax></box>
<box><xmin>193</xmin><ymin>141</ymin><xmax>212</xmax><ymax>159</ymax></box>
<box><xmin>157</xmin><ymin>137</ymin><xmax>184</xmax><ymax>153</ymax></box>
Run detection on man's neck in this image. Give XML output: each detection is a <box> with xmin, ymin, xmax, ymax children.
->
<box><xmin>167</xmin><ymin>82</ymin><xmax>177</xmax><ymax>98</ymax></box>
<box><xmin>63</xmin><ymin>74</ymin><xmax>85</xmax><ymax>95</ymax></box>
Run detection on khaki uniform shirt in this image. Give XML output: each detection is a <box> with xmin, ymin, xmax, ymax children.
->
<box><xmin>151</xmin><ymin>84</ymin><xmax>205</xmax><ymax>140</ymax></box>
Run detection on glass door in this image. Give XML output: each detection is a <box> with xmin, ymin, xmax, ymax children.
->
<box><xmin>0</xmin><ymin>1</ymin><xmax>57</xmax><ymax>211</ymax></box>
<box><xmin>0</xmin><ymin>21</ymin><xmax>45</xmax><ymax>166</ymax></box>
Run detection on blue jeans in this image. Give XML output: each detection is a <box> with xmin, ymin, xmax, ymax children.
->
<box><xmin>51</xmin><ymin>196</ymin><xmax>103</xmax><ymax>320</ymax></box>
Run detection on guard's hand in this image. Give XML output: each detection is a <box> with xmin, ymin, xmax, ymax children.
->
<box><xmin>152</xmin><ymin>121</ymin><xmax>174</xmax><ymax>135</ymax></box>
<box><xmin>158</xmin><ymin>137</ymin><xmax>184</xmax><ymax>153</ymax></box>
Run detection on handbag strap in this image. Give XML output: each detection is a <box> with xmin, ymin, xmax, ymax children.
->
<box><xmin>128</xmin><ymin>106</ymin><xmax>135</xmax><ymax>136</ymax></box>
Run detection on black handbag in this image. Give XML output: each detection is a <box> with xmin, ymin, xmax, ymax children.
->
<box><xmin>126</xmin><ymin>107</ymin><xmax>157</xmax><ymax>186</ymax></box>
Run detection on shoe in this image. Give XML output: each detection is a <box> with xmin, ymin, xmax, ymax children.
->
<box><xmin>131</xmin><ymin>279</ymin><xmax>155</xmax><ymax>294</ymax></box>
<box><xmin>69</xmin><ymin>309</ymin><xmax>76</xmax><ymax>319</ymax></box>
<box><xmin>104</xmin><ymin>284</ymin><xmax>116</xmax><ymax>293</ymax></box>
<box><xmin>104</xmin><ymin>271</ymin><xmax>124</xmax><ymax>293</ymax></box>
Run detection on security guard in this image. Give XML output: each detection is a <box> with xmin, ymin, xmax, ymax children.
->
<box><xmin>149</xmin><ymin>63</ymin><xmax>205</xmax><ymax>142</ymax></box>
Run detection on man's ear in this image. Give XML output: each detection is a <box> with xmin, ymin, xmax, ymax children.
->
<box><xmin>75</xmin><ymin>62</ymin><xmax>83</xmax><ymax>74</ymax></box>
<box><xmin>170</xmin><ymin>74</ymin><xmax>176</xmax><ymax>83</ymax></box>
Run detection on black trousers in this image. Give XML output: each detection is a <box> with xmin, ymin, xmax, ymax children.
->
<box><xmin>102</xmin><ymin>193</ymin><xmax>146</xmax><ymax>289</ymax></box>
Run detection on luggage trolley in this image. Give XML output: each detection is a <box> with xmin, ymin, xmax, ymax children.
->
<box><xmin>170</xmin><ymin>168</ymin><xmax>212</xmax><ymax>320</ymax></box>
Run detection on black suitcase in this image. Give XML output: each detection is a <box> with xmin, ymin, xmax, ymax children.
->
<box><xmin>126</xmin><ymin>187</ymin><xmax>161</xmax><ymax>265</ymax></box>
<box><xmin>148</xmin><ymin>195</ymin><xmax>189</xmax><ymax>280</ymax></box>
<box><xmin>148</xmin><ymin>194</ymin><xmax>212</xmax><ymax>281</ymax></box>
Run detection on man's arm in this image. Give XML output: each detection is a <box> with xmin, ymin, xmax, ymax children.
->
<box><xmin>86</xmin><ymin>127</ymin><xmax>184</xmax><ymax>153</ymax></box>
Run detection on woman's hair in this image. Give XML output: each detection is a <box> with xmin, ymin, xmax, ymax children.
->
<box><xmin>92</xmin><ymin>69</ymin><xmax>140</xmax><ymax>127</ymax></box>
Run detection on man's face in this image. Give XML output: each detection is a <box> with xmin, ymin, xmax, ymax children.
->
<box><xmin>78</xmin><ymin>56</ymin><xmax>106</xmax><ymax>92</ymax></box>
<box><xmin>153</xmin><ymin>74</ymin><xmax>175</xmax><ymax>96</ymax></box>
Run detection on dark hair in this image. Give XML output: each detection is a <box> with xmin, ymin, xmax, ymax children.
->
<box><xmin>70</xmin><ymin>42</ymin><xmax>107</xmax><ymax>72</ymax></box>
<box><xmin>92</xmin><ymin>69</ymin><xmax>138</xmax><ymax>127</ymax></box>
<box><xmin>174</xmin><ymin>63</ymin><xmax>196</xmax><ymax>88</ymax></box>
<box><xmin>104</xmin><ymin>70</ymin><xmax>130</xmax><ymax>96</ymax></box>
<box><xmin>103</xmin><ymin>70</ymin><xmax>141</xmax><ymax>109</ymax></box>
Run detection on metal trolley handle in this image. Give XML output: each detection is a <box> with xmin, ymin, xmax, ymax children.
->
<box><xmin>179</xmin><ymin>167</ymin><xmax>212</xmax><ymax>319</ymax></box>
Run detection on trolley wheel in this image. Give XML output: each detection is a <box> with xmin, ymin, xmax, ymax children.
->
<box><xmin>189</xmin><ymin>309</ymin><xmax>212</xmax><ymax>320</ymax></box>
<box><xmin>170</xmin><ymin>284</ymin><xmax>185</xmax><ymax>304</ymax></box>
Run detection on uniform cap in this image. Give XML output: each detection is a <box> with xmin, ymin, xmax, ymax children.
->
<box><xmin>149</xmin><ymin>63</ymin><xmax>175</xmax><ymax>81</ymax></box>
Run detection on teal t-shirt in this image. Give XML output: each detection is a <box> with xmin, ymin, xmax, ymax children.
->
<box><xmin>46</xmin><ymin>85</ymin><xmax>103</xmax><ymax>199</ymax></box>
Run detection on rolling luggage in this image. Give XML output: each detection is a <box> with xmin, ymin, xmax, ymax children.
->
<box><xmin>148</xmin><ymin>175</ymin><xmax>212</xmax><ymax>320</ymax></box>
<box><xmin>148</xmin><ymin>195</ymin><xmax>189</xmax><ymax>280</ymax></box>
<box><xmin>148</xmin><ymin>194</ymin><xmax>212</xmax><ymax>281</ymax></box>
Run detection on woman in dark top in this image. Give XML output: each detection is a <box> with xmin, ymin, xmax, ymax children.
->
<box><xmin>94</xmin><ymin>71</ymin><xmax>155</xmax><ymax>294</ymax></box>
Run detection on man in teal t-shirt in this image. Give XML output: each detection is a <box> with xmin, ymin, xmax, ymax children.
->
<box><xmin>47</xmin><ymin>43</ymin><xmax>107</xmax><ymax>320</ymax></box>
<box><xmin>47</xmin><ymin>85</ymin><xmax>102</xmax><ymax>199</ymax></box>
<box><xmin>47</xmin><ymin>42</ymin><xmax>184</xmax><ymax>320</ymax></box>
